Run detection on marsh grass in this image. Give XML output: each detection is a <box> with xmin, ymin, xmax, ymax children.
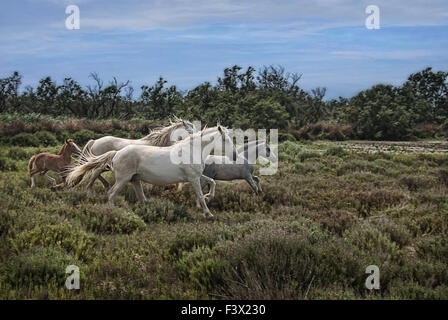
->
<box><xmin>0</xmin><ymin>133</ymin><xmax>447</xmax><ymax>299</ymax></box>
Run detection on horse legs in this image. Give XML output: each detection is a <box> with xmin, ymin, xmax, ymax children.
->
<box><xmin>201</xmin><ymin>175</ymin><xmax>216</xmax><ymax>200</ymax></box>
<box><xmin>131</xmin><ymin>178</ymin><xmax>147</xmax><ymax>203</ymax></box>
<box><xmin>97</xmin><ymin>174</ymin><xmax>110</xmax><ymax>190</ymax></box>
<box><xmin>253</xmin><ymin>175</ymin><xmax>262</xmax><ymax>193</ymax></box>
<box><xmin>189</xmin><ymin>177</ymin><xmax>213</xmax><ymax>218</ymax></box>
<box><xmin>107</xmin><ymin>176</ymin><xmax>130</xmax><ymax>206</ymax></box>
<box><xmin>196</xmin><ymin>176</ymin><xmax>215</xmax><ymax>208</ymax></box>
<box><xmin>30</xmin><ymin>169</ymin><xmax>38</xmax><ymax>188</ymax></box>
<box><xmin>86</xmin><ymin>168</ymin><xmax>109</xmax><ymax>192</ymax></box>
<box><xmin>52</xmin><ymin>171</ymin><xmax>72</xmax><ymax>190</ymax></box>
<box><xmin>42</xmin><ymin>172</ymin><xmax>56</xmax><ymax>186</ymax></box>
<box><xmin>245</xmin><ymin>175</ymin><xmax>259</xmax><ymax>195</ymax></box>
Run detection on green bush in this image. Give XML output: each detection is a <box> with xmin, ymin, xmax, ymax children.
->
<box><xmin>0</xmin><ymin>157</ymin><xmax>18</xmax><ymax>171</ymax></box>
<box><xmin>71</xmin><ymin>129</ymin><xmax>97</xmax><ymax>146</ymax></box>
<box><xmin>133</xmin><ymin>199</ymin><xmax>193</xmax><ymax>224</ymax></box>
<box><xmin>3</xmin><ymin>247</ymin><xmax>80</xmax><ymax>287</ymax></box>
<box><xmin>166</xmin><ymin>228</ymin><xmax>219</xmax><ymax>259</ymax></box>
<box><xmin>52</xmin><ymin>204</ymin><xmax>146</xmax><ymax>234</ymax></box>
<box><xmin>178</xmin><ymin>225</ymin><xmax>366</xmax><ymax>299</ymax></box>
<box><xmin>278</xmin><ymin>133</ymin><xmax>296</xmax><ymax>142</ymax></box>
<box><xmin>325</xmin><ymin>146</ymin><xmax>348</xmax><ymax>157</ymax></box>
<box><xmin>7</xmin><ymin>147</ymin><xmax>29</xmax><ymax>160</ymax></box>
<box><xmin>297</xmin><ymin>151</ymin><xmax>320</xmax><ymax>162</ymax></box>
<box><xmin>10</xmin><ymin>133</ymin><xmax>39</xmax><ymax>147</ymax></box>
<box><xmin>35</xmin><ymin>131</ymin><xmax>58</xmax><ymax>146</ymax></box>
<box><xmin>11</xmin><ymin>222</ymin><xmax>95</xmax><ymax>260</ymax></box>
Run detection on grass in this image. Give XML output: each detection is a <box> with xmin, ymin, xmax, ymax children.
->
<box><xmin>0</xmin><ymin>133</ymin><xmax>447</xmax><ymax>299</ymax></box>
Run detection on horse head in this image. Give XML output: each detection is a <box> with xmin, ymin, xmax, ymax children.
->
<box><xmin>65</xmin><ymin>139</ymin><xmax>82</xmax><ymax>155</ymax></box>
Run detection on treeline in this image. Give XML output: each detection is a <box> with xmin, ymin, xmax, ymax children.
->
<box><xmin>1</xmin><ymin>66</ymin><xmax>447</xmax><ymax>140</ymax></box>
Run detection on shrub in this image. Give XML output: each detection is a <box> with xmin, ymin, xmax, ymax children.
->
<box><xmin>8</xmin><ymin>147</ymin><xmax>29</xmax><ymax>160</ymax></box>
<box><xmin>439</xmin><ymin>169</ymin><xmax>448</xmax><ymax>188</ymax></box>
<box><xmin>414</xmin><ymin>123</ymin><xmax>443</xmax><ymax>139</ymax></box>
<box><xmin>10</xmin><ymin>133</ymin><xmax>39</xmax><ymax>147</ymax></box>
<box><xmin>166</xmin><ymin>227</ymin><xmax>220</xmax><ymax>259</ymax></box>
<box><xmin>297</xmin><ymin>151</ymin><xmax>320</xmax><ymax>162</ymax></box>
<box><xmin>337</xmin><ymin>159</ymin><xmax>387</xmax><ymax>176</ymax></box>
<box><xmin>71</xmin><ymin>129</ymin><xmax>97</xmax><ymax>146</ymax></box>
<box><xmin>178</xmin><ymin>226</ymin><xmax>366</xmax><ymax>299</ymax></box>
<box><xmin>35</xmin><ymin>131</ymin><xmax>58</xmax><ymax>146</ymax></box>
<box><xmin>315</xmin><ymin>209</ymin><xmax>356</xmax><ymax>236</ymax></box>
<box><xmin>296</xmin><ymin>123</ymin><xmax>352</xmax><ymax>141</ymax></box>
<box><xmin>0</xmin><ymin>157</ymin><xmax>18</xmax><ymax>171</ymax></box>
<box><xmin>354</xmin><ymin>189</ymin><xmax>406</xmax><ymax>216</ymax></box>
<box><xmin>133</xmin><ymin>199</ymin><xmax>193</xmax><ymax>224</ymax></box>
<box><xmin>324</xmin><ymin>146</ymin><xmax>348</xmax><ymax>157</ymax></box>
<box><xmin>400</xmin><ymin>174</ymin><xmax>435</xmax><ymax>191</ymax></box>
<box><xmin>60</xmin><ymin>204</ymin><xmax>147</xmax><ymax>234</ymax></box>
<box><xmin>3</xmin><ymin>247</ymin><xmax>80</xmax><ymax>287</ymax></box>
<box><xmin>10</xmin><ymin>222</ymin><xmax>95</xmax><ymax>260</ymax></box>
<box><xmin>278</xmin><ymin>133</ymin><xmax>296</xmax><ymax>142</ymax></box>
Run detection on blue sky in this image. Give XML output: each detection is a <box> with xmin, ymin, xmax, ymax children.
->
<box><xmin>1</xmin><ymin>0</ymin><xmax>447</xmax><ymax>99</ymax></box>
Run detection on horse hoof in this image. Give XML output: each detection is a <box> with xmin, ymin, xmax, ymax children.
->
<box><xmin>204</xmin><ymin>213</ymin><xmax>214</xmax><ymax>219</ymax></box>
<box><xmin>203</xmin><ymin>194</ymin><xmax>213</xmax><ymax>202</ymax></box>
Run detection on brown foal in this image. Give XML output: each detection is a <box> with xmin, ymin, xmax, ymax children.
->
<box><xmin>28</xmin><ymin>139</ymin><xmax>81</xmax><ymax>188</ymax></box>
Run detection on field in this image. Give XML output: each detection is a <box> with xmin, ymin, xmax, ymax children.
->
<box><xmin>0</xmin><ymin>130</ymin><xmax>447</xmax><ymax>299</ymax></box>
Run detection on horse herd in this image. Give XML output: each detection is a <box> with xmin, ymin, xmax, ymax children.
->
<box><xmin>28</xmin><ymin>117</ymin><xmax>277</xmax><ymax>218</ymax></box>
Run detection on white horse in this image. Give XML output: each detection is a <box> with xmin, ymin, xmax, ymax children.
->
<box><xmin>79</xmin><ymin>117</ymin><xmax>195</xmax><ymax>191</ymax></box>
<box><xmin>66</xmin><ymin>126</ymin><xmax>237</xmax><ymax>218</ymax></box>
<box><xmin>203</xmin><ymin>139</ymin><xmax>277</xmax><ymax>193</ymax></box>
<box><xmin>184</xmin><ymin>140</ymin><xmax>277</xmax><ymax>207</ymax></box>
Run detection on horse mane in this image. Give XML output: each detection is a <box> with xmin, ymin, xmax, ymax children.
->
<box><xmin>57</xmin><ymin>142</ymin><xmax>68</xmax><ymax>155</ymax></box>
<box><xmin>140</xmin><ymin>118</ymin><xmax>192</xmax><ymax>146</ymax></box>
<box><xmin>174</xmin><ymin>125</ymin><xmax>224</xmax><ymax>145</ymax></box>
<box><xmin>175</xmin><ymin>125</ymin><xmax>234</xmax><ymax>148</ymax></box>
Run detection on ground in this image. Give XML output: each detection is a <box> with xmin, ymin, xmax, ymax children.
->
<box><xmin>0</xmin><ymin>140</ymin><xmax>447</xmax><ymax>299</ymax></box>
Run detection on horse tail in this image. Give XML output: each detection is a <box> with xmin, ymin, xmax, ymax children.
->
<box><xmin>28</xmin><ymin>155</ymin><xmax>36</xmax><ymax>174</ymax></box>
<box><xmin>80</xmin><ymin>139</ymin><xmax>95</xmax><ymax>161</ymax></box>
<box><xmin>66</xmin><ymin>150</ymin><xmax>117</xmax><ymax>188</ymax></box>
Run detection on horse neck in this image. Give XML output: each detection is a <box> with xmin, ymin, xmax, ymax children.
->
<box><xmin>176</xmin><ymin>130</ymin><xmax>221</xmax><ymax>163</ymax></box>
<box><xmin>241</xmin><ymin>140</ymin><xmax>265</xmax><ymax>161</ymax></box>
<box><xmin>57</xmin><ymin>144</ymin><xmax>66</xmax><ymax>155</ymax></box>
<box><xmin>60</xmin><ymin>145</ymin><xmax>73</xmax><ymax>162</ymax></box>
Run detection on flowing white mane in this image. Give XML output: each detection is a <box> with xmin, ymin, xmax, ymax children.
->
<box><xmin>141</xmin><ymin>117</ymin><xmax>193</xmax><ymax>146</ymax></box>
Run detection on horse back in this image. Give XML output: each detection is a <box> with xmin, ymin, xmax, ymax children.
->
<box><xmin>32</xmin><ymin>152</ymin><xmax>66</xmax><ymax>172</ymax></box>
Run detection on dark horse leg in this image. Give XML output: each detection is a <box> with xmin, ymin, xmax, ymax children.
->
<box><xmin>86</xmin><ymin>168</ymin><xmax>110</xmax><ymax>192</ymax></box>
<box><xmin>253</xmin><ymin>175</ymin><xmax>262</xmax><ymax>193</ymax></box>
<box><xmin>245</xmin><ymin>175</ymin><xmax>259</xmax><ymax>195</ymax></box>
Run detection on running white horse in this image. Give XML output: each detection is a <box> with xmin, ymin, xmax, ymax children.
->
<box><xmin>185</xmin><ymin>139</ymin><xmax>277</xmax><ymax>207</ymax></box>
<box><xmin>79</xmin><ymin>116</ymin><xmax>195</xmax><ymax>191</ymax></box>
<box><xmin>203</xmin><ymin>139</ymin><xmax>277</xmax><ymax>194</ymax></box>
<box><xmin>66</xmin><ymin>126</ymin><xmax>237</xmax><ymax>218</ymax></box>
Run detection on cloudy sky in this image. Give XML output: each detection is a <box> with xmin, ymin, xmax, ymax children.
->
<box><xmin>1</xmin><ymin>0</ymin><xmax>447</xmax><ymax>98</ymax></box>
